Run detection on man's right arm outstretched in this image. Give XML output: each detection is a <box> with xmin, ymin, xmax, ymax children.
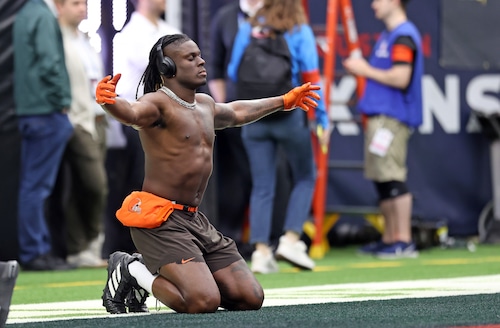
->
<box><xmin>96</xmin><ymin>74</ymin><xmax>160</xmax><ymax>129</ymax></box>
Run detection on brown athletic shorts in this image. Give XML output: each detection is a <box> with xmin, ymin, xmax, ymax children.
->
<box><xmin>364</xmin><ymin>115</ymin><xmax>410</xmax><ymax>182</ymax></box>
<box><xmin>130</xmin><ymin>210</ymin><xmax>242</xmax><ymax>274</ymax></box>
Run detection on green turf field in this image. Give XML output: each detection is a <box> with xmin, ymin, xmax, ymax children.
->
<box><xmin>6</xmin><ymin>243</ymin><xmax>500</xmax><ymax>327</ymax></box>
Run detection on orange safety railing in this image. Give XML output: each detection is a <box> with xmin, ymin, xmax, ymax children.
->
<box><xmin>303</xmin><ymin>0</ymin><xmax>365</xmax><ymax>258</ymax></box>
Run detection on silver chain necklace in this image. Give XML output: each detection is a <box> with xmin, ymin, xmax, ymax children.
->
<box><xmin>160</xmin><ymin>86</ymin><xmax>197</xmax><ymax>110</ymax></box>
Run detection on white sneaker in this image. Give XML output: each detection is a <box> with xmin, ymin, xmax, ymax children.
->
<box><xmin>275</xmin><ymin>236</ymin><xmax>315</xmax><ymax>270</ymax></box>
<box><xmin>67</xmin><ymin>249</ymin><xmax>107</xmax><ymax>268</ymax></box>
<box><xmin>250</xmin><ymin>250</ymin><xmax>279</xmax><ymax>274</ymax></box>
<box><xmin>88</xmin><ymin>233</ymin><xmax>105</xmax><ymax>259</ymax></box>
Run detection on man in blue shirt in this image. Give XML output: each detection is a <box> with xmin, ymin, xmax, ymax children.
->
<box><xmin>343</xmin><ymin>0</ymin><xmax>423</xmax><ymax>259</ymax></box>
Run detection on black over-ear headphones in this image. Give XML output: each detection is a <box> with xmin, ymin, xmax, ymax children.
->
<box><xmin>156</xmin><ymin>38</ymin><xmax>176</xmax><ymax>78</ymax></box>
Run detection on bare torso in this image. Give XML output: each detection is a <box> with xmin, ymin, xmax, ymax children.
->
<box><xmin>139</xmin><ymin>92</ymin><xmax>216</xmax><ymax>207</ymax></box>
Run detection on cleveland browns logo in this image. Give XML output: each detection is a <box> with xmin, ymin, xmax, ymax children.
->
<box><xmin>128</xmin><ymin>197</ymin><xmax>142</xmax><ymax>214</ymax></box>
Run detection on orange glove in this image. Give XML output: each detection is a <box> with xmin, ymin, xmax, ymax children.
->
<box><xmin>282</xmin><ymin>82</ymin><xmax>321</xmax><ymax>112</ymax></box>
<box><xmin>95</xmin><ymin>74</ymin><xmax>121</xmax><ymax>105</ymax></box>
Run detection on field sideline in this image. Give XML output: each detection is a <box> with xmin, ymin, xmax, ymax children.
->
<box><xmin>6</xmin><ymin>244</ymin><xmax>500</xmax><ymax>326</ymax></box>
<box><xmin>7</xmin><ymin>274</ymin><xmax>500</xmax><ymax>324</ymax></box>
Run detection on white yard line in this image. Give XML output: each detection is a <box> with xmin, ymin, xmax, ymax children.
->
<box><xmin>262</xmin><ymin>274</ymin><xmax>500</xmax><ymax>306</ymax></box>
<box><xmin>7</xmin><ymin>274</ymin><xmax>500</xmax><ymax>324</ymax></box>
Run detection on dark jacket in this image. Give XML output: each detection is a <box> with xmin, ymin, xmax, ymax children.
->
<box><xmin>208</xmin><ymin>1</ymin><xmax>246</xmax><ymax>102</ymax></box>
<box><xmin>13</xmin><ymin>0</ymin><xmax>71</xmax><ymax>116</ymax></box>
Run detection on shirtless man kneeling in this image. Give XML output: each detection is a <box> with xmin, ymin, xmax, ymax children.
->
<box><xmin>95</xmin><ymin>33</ymin><xmax>321</xmax><ymax>314</ymax></box>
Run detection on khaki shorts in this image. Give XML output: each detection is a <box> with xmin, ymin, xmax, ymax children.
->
<box><xmin>130</xmin><ymin>210</ymin><xmax>242</xmax><ymax>274</ymax></box>
<box><xmin>364</xmin><ymin>115</ymin><xmax>410</xmax><ymax>182</ymax></box>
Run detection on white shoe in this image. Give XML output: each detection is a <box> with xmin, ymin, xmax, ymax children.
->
<box><xmin>275</xmin><ymin>236</ymin><xmax>315</xmax><ymax>270</ymax></box>
<box><xmin>250</xmin><ymin>250</ymin><xmax>279</xmax><ymax>274</ymax></box>
<box><xmin>88</xmin><ymin>233</ymin><xmax>104</xmax><ymax>259</ymax></box>
<box><xmin>67</xmin><ymin>249</ymin><xmax>107</xmax><ymax>268</ymax></box>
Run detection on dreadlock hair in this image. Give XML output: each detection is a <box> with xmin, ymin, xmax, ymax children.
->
<box><xmin>136</xmin><ymin>34</ymin><xmax>192</xmax><ymax>98</ymax></box>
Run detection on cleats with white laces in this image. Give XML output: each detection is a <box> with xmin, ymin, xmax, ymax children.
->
<box><xmin>126</xmin><ymin>286</ymin><xmax>150</xmax><ymax>313</ymax></box>
<box><xmin>102</xmin><ymin>251</ymin><xmax>140</xmax><ymax>314</ymax></box>
<box><xmin>125</xmin><ymin>253</ymin><xmax>149</xmax><ymax>313</ymax></box>
<box><xmin>275</xmin><ymin>236</ymin><xmax>315</xmax><ymax>270</ymax></box>
<box><xmin>251</xmin><ymin>249</ymin><xmax>279</xmax><ymax>274</ymax></box>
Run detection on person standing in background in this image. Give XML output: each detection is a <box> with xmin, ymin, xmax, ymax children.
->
<box><xmin>343</xmin><ymin>0</ymin><xmax>423</xmax><ymax>259</ymax></box>
<box><xmin>50</xmin><ymin>0</ymin><xmax>108</xmax><ymax>268</ymax></box>
<box><xmin>0</xmin><ymin>0</ymin><xmax>25</xmax><ymax>263</ymax></box>
<box><xmin>13</xmin><ymin>0</ymin><xmax>74</xmax><ymax>271</ymax></box>
<box><xmin>228</xmin><ymin>0</ymin><xmax>330</xmax><ymax>274</ymax></box>
<box><xmin>208</xmin><ymin>0</ymin><xmax>262</xmax><ymax>257</ymax></box>
<box><xmin>102</xmin><ymin>0</ymin><xmax>181</xmax><ymax>259</ymax></box>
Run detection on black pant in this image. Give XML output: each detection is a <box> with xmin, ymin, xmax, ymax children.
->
<box><xmin>102</xmin><ymin>126</ymin><xmax>144</xmax><ymax>258</ymax></box>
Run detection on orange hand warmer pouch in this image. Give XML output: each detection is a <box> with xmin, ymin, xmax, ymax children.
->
<box><xmin>116</xmin><ymin>191</ymin><xmax>177</xmax><ymax>229</ymax></box>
